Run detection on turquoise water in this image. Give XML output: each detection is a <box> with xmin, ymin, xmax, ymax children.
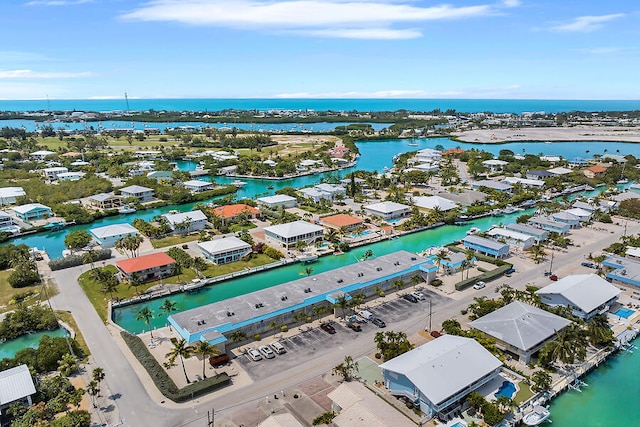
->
<box><xmin>2</xmin><ymin>98</ymin><xmax>638</xmax><ymax>114</ymax></box>
<box><xmin>613</xmin><ymin>307</ymin><xmax>635</xmax><ymax>319</ymax></box>
<box><xmin>549</xmin><ymin>338</ymin><xmax>640</xmax><ymax>427</ymax></box>
<box><xmin>0</xmin><ymin>328</ymin><xmax>69</xmax><ymax>359</ymax></box>
<box><xmin>494</xmin><ymin>380</ymin><xmax>516</xmax><ymax>399</ymax></box>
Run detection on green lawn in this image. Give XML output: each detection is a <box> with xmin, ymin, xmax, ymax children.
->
<box><xmin>0</xmin><ymin>270</ymin><xmax>59</xmax><ymax>313</ymax></box>
<box><xmin>513</xmin><ymin>382</ymin><xmax>535</xmax><ymax>404</ymax></box>
<box><xmin>150</xmin><ymin>233</ymin><xmax>201</xmax><ymax>249</ymax></box>
<box><xmin>228</xmin><ymin>223</ymin><xmax>257</xmax><ymax>233</ymax></box>
<box><xmin>55</xmin><ymin>310</ymin><xmax>91</xmax><ymax>358</ymax></box>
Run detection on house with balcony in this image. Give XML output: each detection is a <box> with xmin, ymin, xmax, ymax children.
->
<box><xmin>0</xmin><ymin>365</ymin><xmax>36</xmax><ymax>417</ymax></box>
<box><xmin>550</xmin><ymin>211</ymin><xmax>581</xmax><ymax>228</ymax></box>
<box><xmin>88</xmin><ymin>193</ymin><xmax>124</xmax><ymax>210</ymax></box>
<box><xmin>462</xmin><ymin>235</ymin><xmax>509</xmax><ymax>259</ymax></box>
<box><xmin>12</xmin><ymin>203</ymin><xmax>52</xmax><ymax>221</ymax></box>
<box><xmin>439</xmin><ymin>252</ymin><xmax>475</xmax><ymax>275</ymax></box>
<box><xmin>412</xmin><ymin>195</ymin><xmax>457</xmax><ymax>212</ymax></box>
<box><xmin>57</xmin><ymin>171</ymin><xmax>85</xmax><ymax>182</ymax></box>
<box><xmin>256</xmin><ymin>194</ymin><xmax>298</xmax><ymax>209</ymax></box>
<box><xmin>536</xmin><ymin>274</ymin><xmax>621</xmax><ymax>320</ymax></box>
<box><xmin>119</xmin><ymin>185</ymin><xmax>154</xmax><ymax>203</ymax></box>
<box><xmin>505</xmin><ymin>223</ymin><xmax>549</xmax><ymax>243</ymax></box>
<box><xmin>42</xmin><ymin>166</ymin><xmax>68</xmax><ymax>180</ymax></box>
<box><xmin>90</xmin><ymin>223</ymin><xmax>139</xmax><ymax>248</ymax></box>
<box><xmin>527</xmin><ymin>216</ymin><xmax>571</xmax><ymax>235</ymax></box>
<box><xmin>30</xmin><ymin>150</ymin><xmax>55</xmax><ymax>161</ymax></box>
<box><xmin>161</xmin><ymin>210</ymin><xmax>207</xmax><ymax>233</ymax></box>
<box><xmin>0</xmin><ymin>187</ymin><xmax>26</xmax><ymax>205</ymax></box>
<box><xmin>198</xmin><ymin>236</ymin><xmax>252</xmax><ymax>265</ymax></box>
<box><xmin>211</xmin><ymin>204</ymin><xmax>261</xmax><ymax>223</ymax></box>
<box><xmin>321</xmin><ymin>213</ymin><xmax>364</xmax><ymax>231</ymax></box>
<box><xmin>115</xmin><ymin>252</ymin><xmax>176</xmax><ymax>282</ymax></box>
<box><xmin>363</xmin><ymin>201</ymin><xmax>411</xmax><ymax>220</ymax></box>
<box><xmin>486</xmin><ymin>228</ymin><xmax>536</xmax><ymax>250</ymax></box>
<box><xmin>183</xmin><ymin>180</ymin><xmax>214</xmax><ymax>193</ymax></box>
<box><xmin>264</xmin><ymin>220</ymin><xmax>324</xmax><ymax>250</ymax></box>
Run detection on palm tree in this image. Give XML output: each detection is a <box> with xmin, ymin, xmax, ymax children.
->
<box><xmin>312</xmin><ymin>304</ymin><xmax>328</xmax><ymax>322</ymax></box>
<box><xmin>166</xmin><ymin>338</ymin><xmax>193</xmax><ymax>384</ymax></box>
<box><xmin>333</xmin><ymin>294</ymin><xmax>351</xmax><ymax>319</ymax></box>
<box><xmin>529</xmin><ymin>244</ymin><xmax>547</xmax><ymax>264</ymax></box>
<box><xmin>128</xmin><ymin>272</ymin><xmax>144</xmax><ymax>295</ymax></box>
<box><xmin>587</xmin><ymin>314</ymin><xmax>614</xmax><ymax>347</ymax></box>
<box><xmin>229</xmin><ymin>331</ymin><xmax>248</xmax><ymax>344</ymax></box>
<box><xmin>159</xmin><ymin>299</ymin><xmax>178</xmax><ymax>318</ymax></box>
<box><xmin>301</xmin><ymin>266</ymin><xmax>314</xmax><ymax>276</ymax></box>
<box><xmin>460</xmin><ymin>259</ymin><xmax>470</xmax><ymax>280</ymax></box>
<box><xmin>192</xmin><ymin>340</ymin><xmax>219</xmax><ymax>379</ymax></box>
<box><xmin>361</xmin><ymin>249</ymin><xmax>374</xmax><ymax>261</ymax></box>
<box><xmin>531</xmin><ymin>370</ymin><xmax>552</xmax><ymax>392</ymax></box>
<box><xmin>100</xmin><ymin>275</ymin><xmax>119</xmax><ymax>300</ymax></box>
<box><xmin>350</xmin><ymin>293</ymin><xmax>366</xmax><ymax>311</ymax></box>
<box><xmin>434</xmin><ymin>249</ymin><xmax>450</xmax><ymax>272</ymax></box>
<box><xmin>392</xmin><ymin>279</ymin><xmax>405</xmax><ymax>294</ymax></box>
<box><xmin>332</xmin><ymin>355</ymin><xmax>359</xmax><ymax>381</ymax></box>
<box><xmin>136</xmin><ymin>306</ymin><xmax>155</xmax><ymax>338</ymax></box>
<box><xmin>83</xmin><ymin>250</ymin><xmax>99</xmax><ymax>270</ymax></box>
<box><xmin>268</xmin><ymin>320</ymin><xmax>280</xmax><ymax>336</ymax></box>
<box><xmin>410</xmin><ymin>274</ymin><xmax>423</xmax><ymax>288</ymax></box>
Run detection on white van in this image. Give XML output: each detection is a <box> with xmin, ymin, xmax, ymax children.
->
<box><xmin>358</xmin><ymin>310</ymin><xmax>374</xmax><ymax>321</ymax></box>
<box><xmin>269</xmin><ymin>341</ymin><xmax>287</xmax><ymax>355</ymax></box>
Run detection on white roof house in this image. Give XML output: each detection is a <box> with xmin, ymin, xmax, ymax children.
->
<box><xmin>256</xmin><ymin>194</ymin><xmax>298</xmax><ymax>209</ymax></box>
<box><xmin>472</xmin><ymin>180</ymin><xmax>513</xmax><ymax>192</ymax></box>
<box><xmin>564</xmin><ymin>208</ymin><xmax>592</xmax><ymax>222</ymax></box>
<box><xmin>503</xmin><ymin>177</ymin><xmax>545</xmax><ymax>188</ymax></box>
<box><xmin>536</xmin><ymin>274</ymin><xmax>621</xmax><ymax>320</ymax></box>
<box><xmin>57</xmin><ymin>171</ymin><xmax>85</xmax><ymax>181</ymax></box>
<box><xmin>258</xmin><ymin>413</ymin><xmax>303</xmax><ymax>427</ymax></box>
<box><xmin>162</xmin><ymin>210</ymin><xmax>208</xmax><ymax>233</ymax></box>
<box><xmin>12</xmin><ymin>203</ymin><xmax>52</xmax><ymax>220</ymax></box>
<box><xmin>550</xmin><ymin>211</ymin><xmax>581</xmax><ymax>227</ymax></box>
<box><xmin>363</xmin><ymin>201</ymin><xmax>411</xmax><ymax>220</ymax></box>
<box><xmin>412</xmin><ymin>195</ymin><xmax>457</xmax><ymax>211</ymax></box>
<box><xmin>198</xmin><ymin>236</ymin><xmax>252</xmax><ymax>265</ymax></box>
<box><xmin>380</xmin><ymin>335</ymin><xmax>502</xmax><ymax>417</ymax></box>
<box><xmin>120</xmin><ymin>185</ymin><xmax>154</xmax><ymax>202</ymax></box>
<box><xmin>299</xmin><ymin>187</ymin><xmax>332</xmax><ymax>203</ymax></box>
<box><xmin>469</xmin><ymin>301</ymin><xmax>572</xmax><ymax>363</ymax></box>
<box><xmin>264</xmin><ymin>220</ymin><xmax>324</xmax><ymax>249</ymax></box>
<box><xmin>0</xmin><ymin>187</ymin><xmax>26</xmax><ymax>205</ymax></box>
<box><xmin>547</xmin><ymin>167</ymin><xmax>572</xmax><ymax>176</ymax></box>
<box><xmin>90</xmin><ymin>223</ymin><xmax>138</xmax><ymax>248</ymax></box>
<box><xmin>486</xmin><ymin>228</ymin><xmax>536</xmax><ymax>250</ymax></box>
<box><xmin>0</xmin><ymin>364</ymin><xmax>36</xmax><ymax>414</ymax></box>
<box><xmin>30</xmin><ymin>150</ymin><xmax>55</xmax><ymax>160</ymax></box>
<box><xmin>183</xmin><ymin>180</ymin><xmax>213</xmax><ymax>193</ymax></box>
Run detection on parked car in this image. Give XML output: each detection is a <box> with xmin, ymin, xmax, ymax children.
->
<box><xmin>549</xmin><ymin>274</ymin><xmax>558</xmax><ymax>281</ymax></box>
<box><xmin>473</xmin><ymin>281</ymin><xmax>486</xmax><ymax>290</ymax></box>
<box><xmin>411</xmin><ymin>291</ymin><xmax>426</xmax><ymax>301</ymax></box>
<box><xmin>269</xmin><ymin>341</ymin><xmax>286</xmax><ymax>355</ymax></box>
<box><xmin>430</xmin><ymin>330</ymin><xmax>442</xmax><ymax>338</ymax></box>
<box><xmin>358</xmin><ymin>310</ymin><xmax>374</xmax><ymax>321</ymax></box>
<box><xmin>258</xmin><ymin>345</ymin><xmax>275</xmax><ymax>359</ymax></box>
<box><xmin>320</xmin><ymin>323</ymin><xmax>336</xmax><ymax>334</ymax></box>
<box><xmin>347</xmin><ymin>321</ymin><xmax>362</xmax><ymax>332</ymax></box>
<box><xmin>505</xmin><ymin>268</ymin><xmax>516</xmax><ymax>275</ymax></box>
<box><xmin>247</xmin><ymin>348</ymin><xmax>263</xmax><ymax>361</ymax></box>
<box><xmin>371</xmin><ymin>317</ymin><xmax>386</xmax><ymax>328</ymax></box>
<box><xmin>402</xmin><ymin>294</ymin><xmax>418</xmax><ymax>303</ymax></box>
<box><xmin>209</xmin><ymin>353</ymin><xmax>230</xmax><ymax>367</ymax></box>
<box><xmin>581</xmin><ymin>261</ymin><xmax>597</xmax><ymax>269</ymax></box>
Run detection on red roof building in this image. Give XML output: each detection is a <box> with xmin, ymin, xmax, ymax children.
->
<box><xmin>115</xmin><ymin>252</ymin><xmax>176</xmax><ymax>282</ymax></box>
<box><xmin>211</xmin><ymin>204</ymin><xmax>261</xmax><ymax>221</ymax></box>
<box><xmin>321</xmin><ymin>213</ymin><xmax>365</xmax><ymax>231</ymax></box>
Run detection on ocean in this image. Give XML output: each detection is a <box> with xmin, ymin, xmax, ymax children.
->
<box><xmin>1</xmin><ymin>98</ymin><xmax>639</xmax><ymax>114</ymax></box>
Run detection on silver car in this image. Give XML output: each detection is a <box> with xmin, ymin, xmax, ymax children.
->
<box><xmin>247</xmin><ymin>348</ymin><xmax>263</xmax><ymax>361</ymax></box>
<box><xmin>259</xmin><ymin>345</ymin><xmax>276</xmax><ymax>359</ymax></box>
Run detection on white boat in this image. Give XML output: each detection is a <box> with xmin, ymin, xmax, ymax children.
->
<box><xmin>297</xmin><ymin>253</ymin><xmax>318</xmax><ymax>263</ymax></box>
<box><xmin>232</xmin><ymin>180</ymin><xmax>247</xmax><ymax>188</ymax></box>
<box><xmin>523</xmin><ymin>405</ymin><xmax>551</xmax><ymax>426</ymax></box>
<box><xmin>466</xmin><ymin>227</ymin><xmax>481</xmax><ymax>235</ymax></box>
<box><xmin>617</xmin><ymin>178</ymin><xmax>629</xmax><ymax>184</ymax></box>
<box><xmin>118</xmin><ymin>205</ymin><xmax>137</xmax><ymax>214</ymax></box>
<box><xmin>502</xmin><ymin>204</ymin><xmax>522</xmax><ymax>214</ymax></box>
<box><xmin>408</xmin><ymin>142</ymin><xmax>419</xmax><ymax>146</ymax></box>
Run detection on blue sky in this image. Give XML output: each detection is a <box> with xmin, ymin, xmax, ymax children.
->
<box><xmin>0</xmin><ymin>0</ymin><xmax>638</xmax><ymax>100</ymax></box>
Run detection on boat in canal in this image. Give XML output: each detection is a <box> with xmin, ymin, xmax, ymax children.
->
<box><xmin>522</xmin><ymin>405</ymin><xmax>551</xmax><ymax>426</ymax></box>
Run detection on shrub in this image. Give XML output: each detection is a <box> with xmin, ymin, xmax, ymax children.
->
<box><xmin>8</xmin><ymin>267</ymin><xmax>41</xmax><ymax>288</ymax></box>
<box><xmin>263</xmin><ymin>245</ymin><xmax>284</xmax><ymax>260</ymax></box>
<box><xmin>254</xmin><ymin>333</ymin><xmax>261</xmax><ymax>341</ymax></box>
<box><xmin>49</xmin><ymin>249</ymin><xmax>111</xmax><ymax>271</ymax></box>
<box><xmin>120</xmin><ymin>331</ymin><xmax>230</xmax><ymax>402</ymax></box>
<box><xmin>281</xmin><ymin>325</ymin><xmax>288</xmax><ymax>332</ymax></box>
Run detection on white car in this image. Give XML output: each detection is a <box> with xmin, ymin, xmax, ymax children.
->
<box><xmin>247</xmin><ymin>348</ymin><xmax>263</xmax><ymax>361</ymax></box>
<box><xmin>473</xmin><ymin>281</ymin><xmax>486</xmax><ymax>290</ymax></box>
<box><xmin>411</xmin><ymin>291</ymin><xmax>426</xmax><ymax>301</ymax></box>
<box><xmin>259</xmin><ymin>345</ymin><xmax>276</xmax><ymax>359</ymax></box>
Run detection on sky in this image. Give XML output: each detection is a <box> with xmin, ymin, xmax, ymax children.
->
<box><xmin>0</xmin><ymin>0</ymin><xmax>639</xmax><ymax>100</ymax></box>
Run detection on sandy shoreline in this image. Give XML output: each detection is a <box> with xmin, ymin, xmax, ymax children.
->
<box><xmin>453</xmin><ymin>126</ymin><xmax>640</xmax><ymax>143</ymax></box>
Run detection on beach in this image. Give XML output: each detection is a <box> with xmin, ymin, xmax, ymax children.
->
<box><xmin>453</xmin><ymin>126</ymin><xmax>640</xmax><ymax>143</ymax></box>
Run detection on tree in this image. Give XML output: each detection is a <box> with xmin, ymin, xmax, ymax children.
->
<box><xmin>374</xmin><ymin>330</ymin><xmax>414</xmax><ymax>361</ymax></box>
<box><xmin>192</xmin><ymin>340</ymin><xmax>220</xmax><ymax>379</ymax></box>
<box><xmin>136</xmin><ymin>306</ymin><xmax>155</xmax><ymax>338</ymax></box>
<box><xmin>529</xmin><ymin>243</ymin><xmax>547</xmax><ymax>264</ymax></box>
<box><xmin>82</xmin><ymin>249</ymin><xmax>99</xmax><ymax>269</ymax></box>
<box><xmin>128</xmin><ymin>272</ymin><xmax>144</xmax><ymax>294</ymax></box>
<box><xmin>531</xmin><ymin>370</ymin><xmax>552</xmax><ymax>392</ymax></box>
<box><xmin>441</xmin><ymin>319</ymin><xmax>463</xmax><ymax>335</ymax></box>
<box><xmin>587</xmin><ymin>314</ymin><xmax>615</xmax><ymax>347</ymax></box>
<box><xmin>361</xmin><ymin>249</ymin><xmax>374</xmax><ymax>261</ymax></box>
<box><xmin>333</xmin><ymin>294</ymin><xmax>351</xmax><ymax>318</ymax></box>
<box><xmin>312</xmin><ymin>304</ymin><xmax>328</xmax><ymax>321</ymax></box>
<box><xmin>332</xmin><ymin>355</ymin><xmax>359</xmax><ymax>381</ymax></box>
<box><xmin>410</xmin><ymin>274</ymin><xmax>423</xmax><ymax>288</ymax></box>
<box><xmin>434</xmin><ymin>249</ymin><xmax>450</xmax><ymax>271</ymax></box>
<box><xmin>302</xmin><ymin>266</ymin><xmax>314</xmax><ymax>276</ymax></box>
<box><xmin>392</xmin><ymin>279</ymin><xmax>405</xmax><ymax>294</ymax></box>
<box><xmin>313</xmin><ymin>411</ymin><xmax>336</xmax><ymax>426</ymax></box>
<box><xmin>230</xmin><ymin>331</ymin><xmax>248</xmax><ymax>343</ymax></box>
<box><xmin>57</xmin><ymin>353</ymin><xmax>78</xmax><ymax>376</ymax></box>
<box><xmin>166</xmin><ymin>337</ymin><xmax>193</xmax><ymax>384</ymax></box>
<box><xmin>64</xmin><ymin>230</ymin><xmax>92</xmax><ymax>254</ymax></box>
<box><xmin>99</xmin><ymin>274</ymin><xmax>119</xmax><ymax>300</ymax></box>
<box><xmin>159</xmin><ymin>299</ymin><xmax>178</xmax><ymax>318</ymax></box>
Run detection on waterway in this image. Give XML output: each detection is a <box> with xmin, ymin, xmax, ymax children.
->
<box><xmin>549</xmin><ymin>337</ymin><xmax>640</xmax><ymax>427</ymax></box>
<box><xmin>0</xmin><ymin>327</ymin><xmax>68</xmax><ymax>360</ymax></box>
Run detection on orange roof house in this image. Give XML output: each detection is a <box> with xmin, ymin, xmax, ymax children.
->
<box><xmin>583</xmin><ymin>165</ymin><xmax>607</xmax><ymax>179</ymax></box>
<box><xmin>115</xmin><ymin>252</ymin><xmax>176</xmax><ymax>281</ymax></box>
<box><xmin>212</xmin><ymin>204</ymin><xmax>261</xmax><ymax>220</ymax></box>
<box><xmin>321</xmin><ymin>213</ymin><xmax>365</xmax><ymax>230</ymax></box>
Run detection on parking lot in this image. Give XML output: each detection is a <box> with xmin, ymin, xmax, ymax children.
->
<box><xmin>235</xmin><ymin>288</ymin><xmax>451</xmax><ymax>381</ymax></box>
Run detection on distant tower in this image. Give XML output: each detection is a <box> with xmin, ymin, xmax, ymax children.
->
<box><xmin>124</xmin><ymin>92</ymin><xmax>130</xmax><ymax>112</ymax></box>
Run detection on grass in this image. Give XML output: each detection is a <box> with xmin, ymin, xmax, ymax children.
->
<box><xmin>513</xmin><ymin>382</ymin><xmax>535</xmax><ymax>404</ymax></box>
<box><xmin>228</xmin><ymin>223</ymin><xmax>257</xmax><ymax>233</ymax></box>
<box><xmin>0</xmin><ymin>270</ymin><xmax>59</xmax><ymax>313</ymax></box>
<box><xmin>150</xmin><ymin>233</ymin><xmax>201</xmax><ymax>249</ymax></box>
<box><xmin>55</xmin><ymin>310</ymin><xmax>91</xmax><ymax>358</ymax></box>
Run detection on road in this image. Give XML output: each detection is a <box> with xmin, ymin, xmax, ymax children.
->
<box><xmin>47</xmin><ymin>217</ymin><xmax>640</xmax><ymax>426</ymax></box>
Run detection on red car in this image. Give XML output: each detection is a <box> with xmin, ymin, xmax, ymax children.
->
<box><xmin>320</xmin><ymin>323</ymin><xmax>336</xmax><ymax>334</ymax></box>
<box><xmin>550</xmin><ymin>274</ymin><xmax>558</xmax><ymax>281</ymax></box>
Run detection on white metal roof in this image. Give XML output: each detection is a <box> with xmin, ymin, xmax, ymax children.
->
<box><xmin>482</xmin><ymin>159</ymin><xmax>508</xmax><ymax>166</ymax></box>
<box><xmin>463</xmin><ymin>235</ymin><xmax>509</xmax><ymax>251</ymax></box>
<box><xmin>473</xmin><ymin>180</ymin><xmax>513</xmax><ymax>191</ymax></box>
<box><xmin>198</xmin><ymin>236</ymin><xmax>251</xmax><ymax>255</ymax></box>
<box><xmin>120</xmin><ymin>185</ymin><xmax>153</xmax><ymax>193</ymax></box>
<box><xmin>469</xmin><ymin>301</ymin><xmax>571</xmax><ymax>351</ymax></box>
<box><xmin>12</xmin><ymin>203</ymin><xmax>51</xmax><ymax>214</ymax></box>
<box><xmin>412</xmin><ymin>195</ymin><xmax>457</xmax><ymax>211</ymax></box>
<box><xmin>264</xmin><ymin>220</ymin><xmax>323</xmax><ymax>238</ymax></box>
<box><xmin>364</xmin><ymin>201</ymin><xmax>411</xmax><ymax>214</ymax></box>
<box><xmin>183</xmin><ymin>180</ymin><xmax>212</xmax><ymax>187</ymax></box>
<box><xmin>547</xmin><ymin>167</ymin><xmax>572</xmax><ymax>175</ymax></box>
<box><xmin>0</xmin><ymin>187</ymin><xmax>26</xmax><ymax>198</ymax></box>
<box><xmin>380</xmin><ymin>335</ymin><xmax>502</xmax><ymax>406</ymax></box>
<box><xmin>536</xmin><ymin>274</ymin><xmax>621</xmax><ymax>313</ymax></box>
<box><xmin>90</xmin><ymin>223</ymin><xmax>138</xmax><ymax>239</ymax></box>
<box><xmin>162</xmin><ymin>210</ymin><xmax>207</xmax><ymax>225</ymax></box>
<box><xmin>487</xmin><ymin>228</ymin><xmax>535</xmax><ymax>243</ymax></box>
<box><xmin>505</xmin><ymin>223</ymin><xmax>548</xmax><ymax>237</ymax></box>
<box><xmin>257</xmin><ymin>194</ymin><xmax>297</xmax><ymax>204</ymax></box>
<box><xmin>90</xmin><ymin>192</ymin><xmax>120</xmax><ymax>202</ymax></box>
<box><xmin>0</xmin><ymin>365</ymin><xmax>36</xmax><ymax>406</ymax></box>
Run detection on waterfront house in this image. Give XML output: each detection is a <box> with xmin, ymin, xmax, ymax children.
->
<box><xmin>536</xmin><ymin>274</ymin><xmax>621</xmax><ymax>320</ymax></box>
<box><xmin>380</xmin><ymin>335</ymin><xmax>502</xmax><ymax>419</ymax></box>
<box><xmin>183</xmin><ymin>179</ymin><xmax>214</xmax><ymax>193</ymax></box>
<box><xmin>505</xmin><ymin>223</ymin><xmax>549</xmax><ymax>243</ymax></box>
<box><xmin>603</xmin><ymin>255</ymin><xmax>640</xmax><ymax>288</ymax></box>
<box><xmin>42</xmin><ymin>166</ymin><xmax>68</xmax><ymax>180</ymax></box>
<box><xmin>503</xmin><ymin>176</ymin><xmax>545</xmax><ymax>189</ymax></box>
<box><xmin>328</xmin><ymin>381</ymin><xmax>415</xmax><ymax>427</ymax></box>
<box><xmin>440</xmin><ymin>252</ymin><xmax>475</xmax><ymax>275</ymax></box>
<box><xmin>469</xmin><ymin>301</ymin><xmax>572</xmax><ymax>363</ymax></box>
<box><xmin>547</xmin><ymin>167</ymin><xmax>572</xmax><ymax>176</ymax></box>
<box><xmin>298</xmin><ymin>159</ymin><xmax>323</xmax><ymax>170</ymax></box>
<box><xmin>315</xmin><ymin>183</ymin><xmax>346</xmax><ymax>198</ymax></box>
<box><xmin>256</xmin><ymin>194</ymin><xmax>298</xmax><ymax>209</ymax></box>
<box><xmin>88</xmin><ymin>193</ymin><xmax>124</xmax><ymax>210</ymax></box>
<box><xmin>320</xmin><ymin>213</ymin><xmax>364</xmax><ymax>231</ymax></box>
<box><xmin>482</xmin><ymin>159</ymin><xmax>508</xmax><ymax>173</ymax></box>
<box><xmin>198</xmin><ymin>236</ymin><xmax>252</xmax><ymax>265</ymax></box>
<box><xmin>564</xmin><ymin>208</ymin><xmax>592</xmax><ymax>222</ymax></box>
<box><xmin>438</xmin><ymin>190</ymin><xmax>487</xmax><ymax>206</ymax></box>
<box><xmin>462</xmin><ymin>235</ymin><xmax>510</xmax><ymax>259</ymax></box>
<box><xmin>0</xmin><ymin>365</ymin><xmax>36</xmax><ymax>416</ymax></box>
<box><xmin>339</xmin><ymin>177</ymin><xmax>366</xmax><ymax>188</ymax></box>
<box><xmin>115</xmin><ymin>252</ymin><xmax>176</xmax><ymax>282</ymax></box>
<box><xmin>119</xmin><ymin>185</ymin><xmax>154</xmax><ymax>203</ymax></box>
<box><xmin>550</xmin><ymin>211</ymin><xmax>581</xmax><ymax>228</ymax></box>
<box><xmin>90</xmin><ymin>223</ymin><xmax>138</xmax><ymax>248</ymax></box>
<box><xmin>264</xmin><ymin>220</ymin><xmax>324</xmax><ymax>249</ymax></box>
<box><xmin>57</xmin><ymin>171</ymin><xmax>85</xmax><ymax>182</ymax></box>
<box><xmin>0</xmin><ymin>187</ymin><xmax>26</xmax><ymax>205</ymax></box>
<box><xmin>168</xmin><ymin>251</ymin><xmax>436</xmax><ymax>351</ymax></box>
<box><xmin>299</xmin><ymin>187</ymin><xmax>331</xmax><ymax>203</ymax></box>
<box><xmin>525</xmin><ymin>170</ymin><xmax>555</xmax><ymax>180</ymax></box>
<box><xmin>363</xmin><ymin>201</ymin><xmax>411</xmax><ymax>220</ymax></box>
<box><xmin>527</xmin><ymin>216</ymin><xmax>570</xmax><ymax>234</ymax></box>
<box><xmin>212</xmin><ymin>203</ymin><xmax>261</xmax><ymax>223</ymax></box>
<box><xmin>12</xmin><ymin>203</ymin><xmax>52</xmax><ymax>221</ymax></box>
<box><xmin>583</xmin><ymin>165</ymin><xmax>607</xmax><ymax>179</ymax></box>
<box><xmin>412</xmin><ymin>195</ymin><xmax>458</xmax><ymax>212</ymax></box>
<box><xmin>486</xmin><ymin>228</ymin><xmax>535</xmax><ymax>250</ymax></box>
<box><xmin>29</xmin><ymin>150</ymin><xmax>55</xmax><ymax>161</ymax></box>
<box><xmin>162</xmin><ymin>210</ymin><xmax>207</xmax><ymax>233</ymax></box>
<box><xmin>568</xmin><ymin>158</ymin><xmax>589</xmax><ymax>168</ymax></box>
<box><xmin>415</xmin><ymin>148</ymin><xmax>442</xmax><ymax>163</ymax></box>
<box><xmin>471</xmin><ymin>180</ymin><xmax>513</xmax><ymax>193</ymax></box>
<box><xmin>146</xmin><ymin>170</ymin><xmax>174</xmax><ymax>182</ymax></box>
<box><xmin>0</xmin><ymin>211</ymin><xmax>15</xmax><ymax>227</ymax></box>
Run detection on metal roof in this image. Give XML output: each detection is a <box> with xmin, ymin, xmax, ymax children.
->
<box><xmin>198</xmin><ymin>236</ymin><xmax>251</xmax><ymax>255</ymax></box>
<box><xmin>364</xmin><ymin>201</ymin><xmax>411</xmax><ymax>214</ymax></box>
<box><xmin>264</xmin><ymin>220</ymin><xmax>323</xmax><ymax>238</ymax></box>
<box><xmin>90</xmin><ymin>223</ymin><xmax>138</xmax><ymax>239</ymax></box>
<box><xmin>505</xmin><ymin>223</ymin><xmax>548</xmax><ymax>237</ymax></box>
<box><xmin>463</xmin><ymin>235</ymin><xmax>509</xmax><ymax>251</ymax></box>
<box><xmin>0</xmin><ymin>365</ymin><xmax>36</xmax><ymax>406</ymax></box>
<box><xmin>162</xmin><ymin>210</ymin><xmax>207</xmax><ymax>225</ymax></box>
<box><xmin>536</xmin><ymin>274</ymin><xmax>621</xmax><ymax>313</ymax></box>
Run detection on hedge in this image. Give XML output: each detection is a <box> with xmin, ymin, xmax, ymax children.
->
<box><xmin>48</xmin><ymin>249</ymin><xmax>112</xmax><ymax>271</ymax></box>
<box><xmin>455</xmin><ymin>264</ymin><xmax>513</xmax><ymax>291</ymax></box>
<box><xmin>120</xmin><ymin>331</ymin><xmax>230</xmax><ymax>402</ymax></box>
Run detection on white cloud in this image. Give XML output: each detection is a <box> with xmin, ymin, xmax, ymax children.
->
<box><xmin>549</xmin><ymin>14</ymin><xmax>624</xmax><ymax>32</ymax></box>
<box><xmin>26</xmin><ymin>0</ymin><xmax>93</xmax><ymax>6</ymax></box>
<box><xmin>120</xmin><ymin>0</ymin><xmax>518</xmax><ymax>39</ymax></box>
<box><xmin>0</xmin><ymin>69</ymin><xmax>94</xmax><ymax>79</ymax></box>
<box><xmin>0</xmin><ymin>51</ymin><xmax>51</xmax><ymax>62</ymax></box>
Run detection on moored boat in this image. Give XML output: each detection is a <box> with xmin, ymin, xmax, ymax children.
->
<box><xmin>522</xmin><ymin>405</ymin><xmax>551</xmax><ymax>426</ymax></box>
<box><xmin>466</xmin><ymin>227</ymin><xmax>481</xmax><ymax>235</ymax></box>
<box><xmin>297</xmin><ymin>252</ymin><xmax>318</xmax><ymax>263</ymax></box>
<box><xmin>232</xmin><ymin>180</ymin><xmax>247</xmax><ymax>188</ymax></box>
<box><xmin>118</xmin><ymin>205</ymin><xmax>137</xmax><ymax>214</ymax></box>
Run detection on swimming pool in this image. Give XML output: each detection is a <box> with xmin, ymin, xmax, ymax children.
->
<box><xmin>614</xmin><ymin>307</ymin><xmax>635</xmax><ymax>319</ymax></box>
<box><xmin>494</xmin><ymin>380</ymin><xmax>516</xmax><ymax>399</ymax></box>
<box><xmin>350</xmin><ymin>230</ymin><xmax>373</xmax><ymax>238</ymax></box>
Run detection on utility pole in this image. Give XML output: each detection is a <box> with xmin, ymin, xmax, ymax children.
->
<box><xmin>207</xmin><ymin>407</ymin><xmax>214</xmax><ymax>427</ymax></box>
